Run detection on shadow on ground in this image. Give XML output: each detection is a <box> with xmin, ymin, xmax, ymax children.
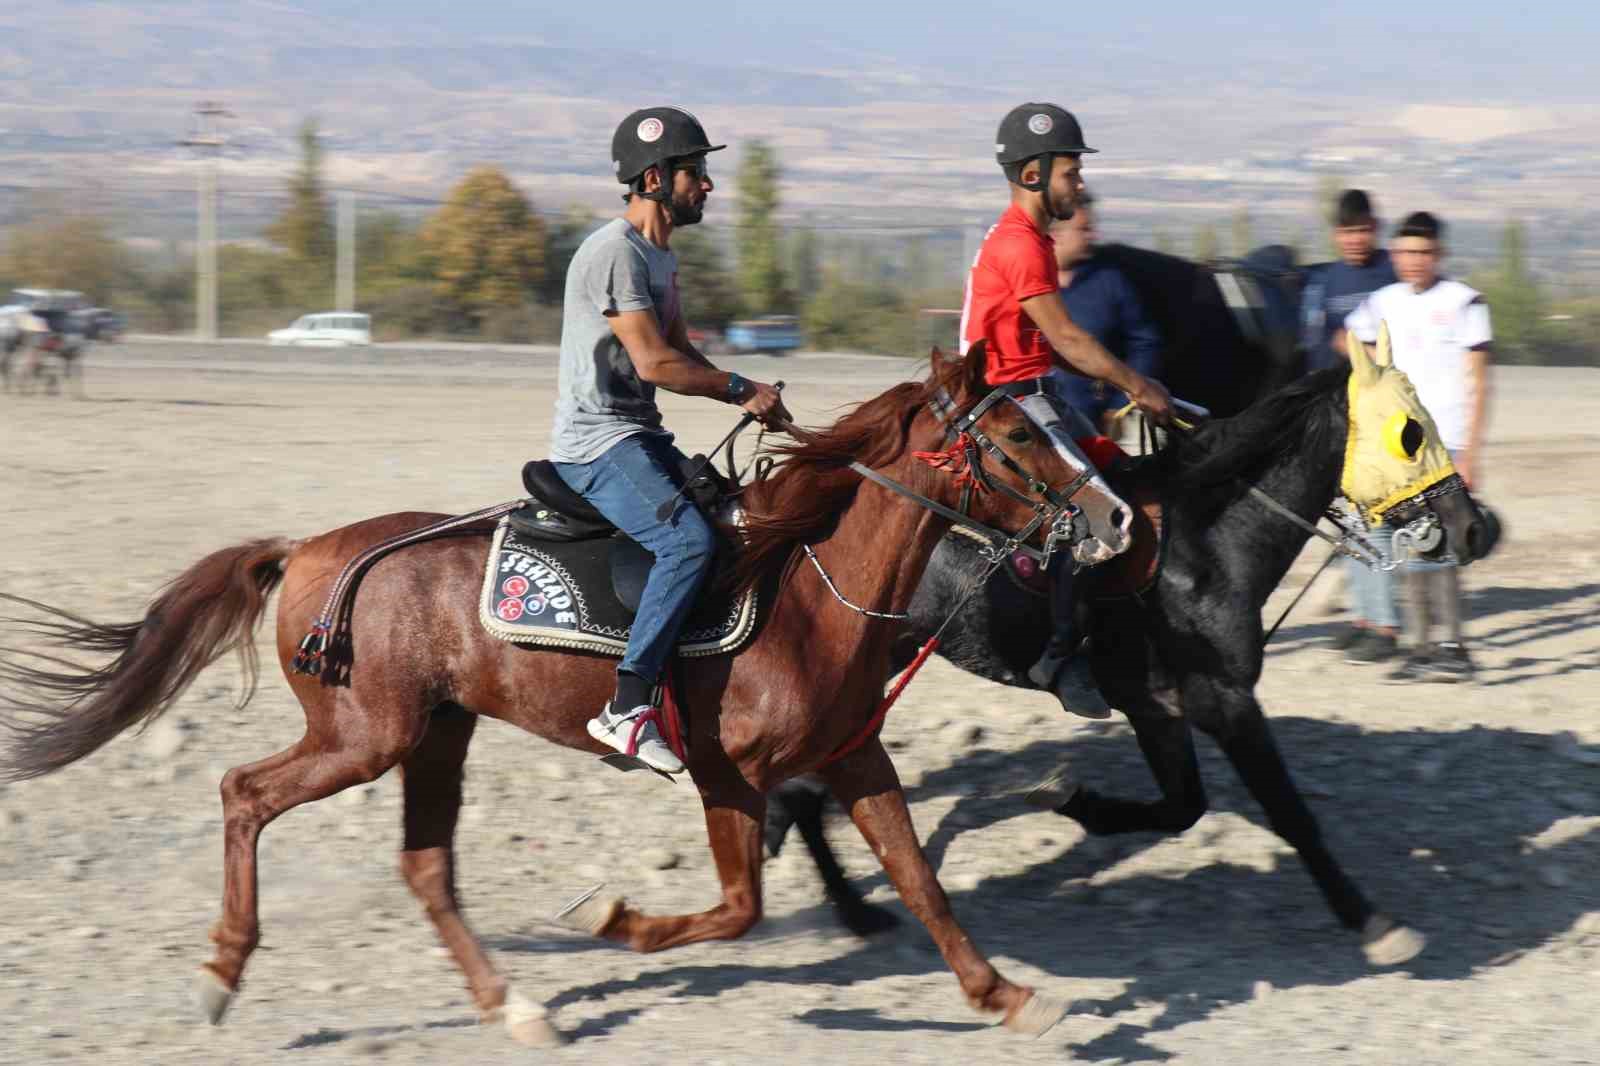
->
<box><xmin>407</xmin><ymin>717</ymin><xmax>1600</xmax><ymax>1061</ymax></box>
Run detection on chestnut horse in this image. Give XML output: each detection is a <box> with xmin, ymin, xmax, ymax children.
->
<box><xmin>0</xmin><ymin>347</ymin><xmax>1078</xmax><ymax>1044</ymax></box>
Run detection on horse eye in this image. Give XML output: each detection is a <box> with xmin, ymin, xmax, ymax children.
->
<box><xmin>1383</xmin><ymin>412</ymin><xmax>1428</xmax><ymax>461</ymax></box>
<box><xmin>1006</xmin><ymin>426</ymin><xmax>1033</xmax><ymax>444</ymax></box>
<box><xmin>1400</xmin><ymin>418</ymin><xmax>1424</xmax><ymax>458</ymax></box>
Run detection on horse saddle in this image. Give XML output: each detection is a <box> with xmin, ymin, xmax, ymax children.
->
<box><xmin>478</xmin><ymin>460</ymin><xmax>759</xmax><ymax>658</ymax></box>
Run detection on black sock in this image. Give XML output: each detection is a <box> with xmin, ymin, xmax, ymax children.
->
<box><xmin>614</xmin><ymin>670</ymin><xmax>654</xmax><ymax>712</ymax></box>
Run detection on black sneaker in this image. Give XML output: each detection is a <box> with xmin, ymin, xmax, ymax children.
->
<box><xmin>1344</xmin><ymin>630</ymin><xmax>1399</xmax><ymax>664</ymax></box>
<box><xmin>1423</xmin><ymin>642</ymin><xmax>1477</xmax><ymax>682</ymax></box>
<box><xmin>1384</xmin><ymin>649</ymin><xmax>1433</xmax><ymax>683</ymax></box>
<box><xmin>1329</xmin><ymin>626</ymin><xmax>1369</xmax><ymax>652</ymax></box>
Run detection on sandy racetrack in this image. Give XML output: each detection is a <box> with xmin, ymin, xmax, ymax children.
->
<box><xmin>2</xmin><ymin>344</ymin><xmax>1598</xmax><ymax>1065</ymax></box>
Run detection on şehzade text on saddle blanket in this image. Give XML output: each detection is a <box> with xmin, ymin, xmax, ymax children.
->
<box><xmin>478</xmin><ymin>516</ymin><xmax>759</xmax><ymax>657</ymax></box>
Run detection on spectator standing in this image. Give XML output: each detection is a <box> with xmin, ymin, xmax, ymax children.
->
<box><xmin>1345</xmin><ymin>211</ymin><xmax>1492</xmax><ymax>681</ymax></box>
<box><xmin>1304</xmin><ymin>190</ymin><xmax>1401</xmax><ymax>661</ymax></box>
<box><xmin>1047</xmin><ymin>195</ymin><xmax>1165</xmax><ymax>437</ymax></box>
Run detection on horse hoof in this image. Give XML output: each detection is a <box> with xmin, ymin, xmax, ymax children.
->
<box><xmin>1361</xmin><ymin>916</ymin><xmax>1427</xmax><ymax>966</ymax></box>
<box><xmin>502</xmin><ymin>987</ymin><xmax>566</xmax><ymax>1047</ymax></box>
<box><xmin>1024</xmin><ymin>766</ymin><xmax>1081</xmax><ymax>812</ymax></box>
<box><xmin>1003</xmin><ymin>991</ymin><xmax>1070</xmax><ymax>1037</ymax></box>
<box><xmin>555</xmin><ymin>883</ymin><xmax>623</xmax><ymax>936</ymax></box>
<box><xmin>192</xmin><ymin>968</ymin><xmax>235</xmax><ymax>1025</ymax></box>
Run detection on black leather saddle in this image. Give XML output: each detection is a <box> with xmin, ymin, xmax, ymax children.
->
<box><xmin>512</xmin><ymin>460</ymin><xmax>616</xmax><ymax>541</ymax></box>
<box><xmin>508</xmin><ymin>458</ymin><xmax>737</xmax><ymax>614</ymax></box>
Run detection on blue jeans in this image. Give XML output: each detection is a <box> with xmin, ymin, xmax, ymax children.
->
<box><xmin>552</xmin><ymin>433</ymin><xmax>716</xmax><ymax>685</ymax></box>
<box><xmin>1347</xmin><ymin>526</ymin><xmax>1398</xmax><ymax>629</ymax></box>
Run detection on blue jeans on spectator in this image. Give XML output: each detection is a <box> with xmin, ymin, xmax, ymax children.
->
<box><xmin>552</xmin><ymin>433</ymin><xmax>716</xmax><ymax>687</ymax></box>
<box><xmin>1347</xmin><ymin>525</ymin><xmax>1398</xmax><ymax>630</ymax></box>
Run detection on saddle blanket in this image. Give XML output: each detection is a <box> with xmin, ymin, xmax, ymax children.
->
<box><xmin>478</xmin><ymin>516</ymin><xmax>759</xmax><ymax>658</ymax></box>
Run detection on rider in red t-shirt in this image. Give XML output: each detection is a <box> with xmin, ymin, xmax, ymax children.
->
<box><xmin>963</xmin><ymin>103</ymin><xmax>1173</xmax><ymax>718</ymax></box>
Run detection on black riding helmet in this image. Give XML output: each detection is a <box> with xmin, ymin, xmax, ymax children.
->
<box><xmin>995</xmin><ymin>103</ymin><xmax>1097</xmax><ymax>220</ymax></box>
<box><xmin>612</xmin><ymin>106</ymin><xmax>727</xmax><ymax>203</ymax></box>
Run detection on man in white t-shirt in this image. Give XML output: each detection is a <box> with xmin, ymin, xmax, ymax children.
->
<box><xmin>1345</xmin><ymin>211</ymin><xmax>1493</xmax><ymax>681</ymax></box>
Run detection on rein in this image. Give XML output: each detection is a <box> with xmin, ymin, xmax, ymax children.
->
<box><xmin>808</xmin><ymin>381</ymin><xmax>1085</xmax><ymax>765</ymax></box>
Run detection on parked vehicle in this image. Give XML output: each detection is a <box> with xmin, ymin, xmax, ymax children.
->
<box><xmin>725</xmin><ymin>315</ymin><xmax>801</xmax><ymax>355</ymax></box>
<box><xmin>686</xmin><ymin>327</ymin><xmax>726</xmax><ymax>356</ymax></box>
<box><xmin>268</xmin><ymin>312</ymin><xmax>372</xmax><ymax>347</ymax></box>
<box><xmin>77</xmin><ymin>308</ymin><xmax>124</xmax><ymax>342</ymax></box>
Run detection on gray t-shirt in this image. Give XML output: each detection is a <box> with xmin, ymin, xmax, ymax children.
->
<box><xmin>550</xmin><ymin>218</ymin><xmax>680</xmax><ymax>463</ymax></box>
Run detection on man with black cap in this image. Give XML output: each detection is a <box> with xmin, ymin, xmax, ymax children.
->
<box><xmin>550</xmin><ymin>106</ymin><xmax>790</xmax><ymax>774</ymax></box>
<box><xmin>961</xmin><ymin>103</ymin><xmax>1173</xmax><ymax>717</ymax></box>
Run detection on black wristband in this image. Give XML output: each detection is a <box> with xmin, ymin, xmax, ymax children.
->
<box><xmin>727</xmin><ymin>371</ymin><xmax>750</xmax><ymax>404</ymax></box>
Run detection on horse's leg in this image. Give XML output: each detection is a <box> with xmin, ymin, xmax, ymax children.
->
<box><xmin>819</xmin><ymin>739</ymin><xmax>1066</xmax><ymax>1034</ymax></box>
<box><xmin>769</xmin><ymin>776</ymin><xmax>899</xmax><ymax>937</ymax></box>
<box><xmin>1039</xmin><ymin>701</ymin><xmax>1210</xmax><ymax>836</ymax></box>
<box><xmin>563</xmin><ymin>777</ymin><xmax>766</xmax><ymax>952</ymax></box>
<box><xmin>1201</xmin><ymin>681</ymin><xmax>1423</xmax><ymax>965</ymax></box>
<box><xmin>197</xmin><ymin>708</ymin><xmax>423</xmax><ymax>1023</ymax></box>
<box><xmin>396</xmin><ymin>703</ymin><xmax>563</xmax><ymax>1046</ymax></box>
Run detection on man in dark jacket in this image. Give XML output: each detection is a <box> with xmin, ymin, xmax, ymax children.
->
<box><xmin>1047</xmin><ymin>194</ymin><xmax>1164</xmax><ymax>435</ymax></box>
<box><xmin>1300</xmin><ymin>189</ymin><xmax>1397</xmax><ymax>373</ymax></box>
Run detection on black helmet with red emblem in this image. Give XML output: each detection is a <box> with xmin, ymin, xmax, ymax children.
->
<box><xmin>611</xmin><ymin>107</ymin><xmax>727</xmax><ymax>196</ymax></box>
<box><xmin>995</xmin><ymin>103</ymin><xmax>1096</xmax><ymax>219</ymax></box>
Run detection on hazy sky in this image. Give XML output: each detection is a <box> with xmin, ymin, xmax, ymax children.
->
<box><xmin>285</xmin><ymin>1</ymin><xmax>1600</xmax><ymax>104</ymax></box>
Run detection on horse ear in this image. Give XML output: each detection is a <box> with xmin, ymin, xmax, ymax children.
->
<box><xmin>1345</xmin><ymin>329</ymin><xmax>1381</xmax><ymax>387</ymax></box>
<box><xmin>1374</xmin><ymin>321</ymin><xmax>1395</xmax><ymax>368</ymax></box>
<box><xmin>960</xmin><ymin>341</ymin><xmax>989</xmax><ymax>399</ymax></box>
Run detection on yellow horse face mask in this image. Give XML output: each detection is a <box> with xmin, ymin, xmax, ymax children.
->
<box><xmin>1339</xmin><ymin>324</ymin><xmax>1458</xmax><ymax>524</ymax></box>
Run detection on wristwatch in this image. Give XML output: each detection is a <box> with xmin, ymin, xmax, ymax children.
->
<box><xmin>727</xmin><ymin>372</ymin><xmax>752</xmax><ymax>404</ymax></box>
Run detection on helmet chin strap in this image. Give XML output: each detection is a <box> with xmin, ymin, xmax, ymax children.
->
<box><xmin>635</xmin><ymin>164</ymin><xmax>701</xmax><ymax>226</ymax></box>
<box><xmin>1019</xmin><ymin>154</ymin><xmax>1074</xmax><ymax>222</ymax></box>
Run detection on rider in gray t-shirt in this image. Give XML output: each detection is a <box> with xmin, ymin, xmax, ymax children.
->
<box><xmin>550</xmin><ymin>217</ymin><xmax>679</xmax><ymax>463</ymax></box>
<box><xmin>550</xmin><ymin>107</ymin><xmax>790</xmax><ymax>775</ymax></box>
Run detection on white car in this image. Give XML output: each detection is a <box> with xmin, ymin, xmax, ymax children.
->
<box><xmin>268</xmin><ymin>312</ymin><xmax>372</xmax><ymax>347</ymax></box>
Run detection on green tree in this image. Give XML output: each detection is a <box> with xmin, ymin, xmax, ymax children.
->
<box><xmin>1472</xmin><ymin>219</ymin><xmax>1545</xmax><ymax>365</ymax></box>
<box><xmin>802</xmin><ymin>268</ymin><xmax>914</xmax><ymax>355</ymax></box>
<box><xmin>265</xmin><ymin>120</ymin><xmax>334</xmax><ymax>269</ymax></box>
<box><xmin>536</xmin><ymin>205</ymin><xmax>597</xmax><ymax>306</ymax></box>
<box><xmin>356</xmin><ymin>211</ymin><xmax>426</xmax><ymax>286</ymax></box>
<box><xmin>419</xmin><ymin>166</ymin><xmax>546</xmax><ymax>329</ymax></box>
<box><xmin>734</xmin><ymin>140</ymin><xmax>788</xmax><ymax>314</ymax></box>
<box><xmin>1</xmin><ymin>195</ymin><xmax>127</xmax><ymax>303</ymax></box>
<box><xmin>787</xmin><ymin>227</ymin><xmax>821</xmax><ymax>300</ymax></box>
<box><xmin>216</xmin><ymin>244</ymin><xmax>294</xmax><ymax>334</ymax></box>
<box><xmin>672</xmin><ymin>227</ymin><xmax>741</xmax><ymax>330</ymax></box>
<box><xmin>1192</xmin><ymin>224</ymin><xmax>1220</xmax><ymax>262</ymax></box>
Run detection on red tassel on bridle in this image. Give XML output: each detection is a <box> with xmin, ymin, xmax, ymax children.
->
<box><xmin>913</xmin><ymin>433</ymin><xmax>988</xmax><ymax>492</ymax></box>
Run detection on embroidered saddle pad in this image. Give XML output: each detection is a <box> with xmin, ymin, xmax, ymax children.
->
<box><xmin>478</xmin><ymin>516</ymin><xmax>760</xmax><ymax>658</ymax></box>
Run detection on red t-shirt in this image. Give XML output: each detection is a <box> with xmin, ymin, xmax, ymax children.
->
<box><xmin>959</xmin><ymin>203</ymin><xmax>1059</xmax><ymax>384</ymax></box>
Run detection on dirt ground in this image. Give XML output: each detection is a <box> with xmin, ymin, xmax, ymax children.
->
<box><xmin>2</xmin><ymin>343</ymin><xmax>1598</xmax><ymax>1065</ymax></box>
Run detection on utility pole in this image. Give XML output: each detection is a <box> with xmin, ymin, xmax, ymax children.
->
<box><xmin>335</xmin><ymin>190</ymin><xmax>355</xmax><ymax>312</ymax></box>
<box><xmin>179</xmin><ymin>102</ymin><xmax>230</xmax><ymax>341</ymax></box>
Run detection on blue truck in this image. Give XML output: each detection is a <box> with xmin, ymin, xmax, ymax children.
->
<box><xmin>725</xmin><ymin>315</ymin><xmax>802</xmax><ymax>355</ymax></box>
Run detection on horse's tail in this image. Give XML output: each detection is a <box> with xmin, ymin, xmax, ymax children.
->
<box><xmin>0</xmin><ymin>537</ymin><xmax>299</xmax><ymax>781</ymax></box>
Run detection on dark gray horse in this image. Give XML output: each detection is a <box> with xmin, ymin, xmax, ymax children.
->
<box><xmin>769</xmin><ymin>359</ymin><xmax>1498</xmax><ymax>963</ymax></box>
<box><xmin>766</xmin><ymin>242</ymin><xmax>1307</xmax><ymax>936</ymax></box>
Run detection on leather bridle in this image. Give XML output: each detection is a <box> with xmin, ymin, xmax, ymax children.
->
<box><xmin>847</xmin><ymin>383</ymin><xmax>1096</xmax><ymax>567</ymax></box>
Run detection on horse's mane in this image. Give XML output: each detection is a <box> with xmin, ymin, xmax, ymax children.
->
<box><xmin>1144</xmin><ymin>363</ymin><xmax>1350</xmax><ymax>495</ymax></box>
<box><xmin>729</xmin><ymin>351</ymin><xmax>977</xmax><ymax>593</ymax></box>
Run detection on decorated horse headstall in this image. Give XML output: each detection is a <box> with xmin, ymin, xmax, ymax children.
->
<box><xmin>847</xmin><ymin>383</ymin><xmax>1094</xmax><ymax>570</ymax></box>
<box><xmin>1337</xmin><ymin>325</ymin><xmax>1467</xmax><ymax>565</ymax></box>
